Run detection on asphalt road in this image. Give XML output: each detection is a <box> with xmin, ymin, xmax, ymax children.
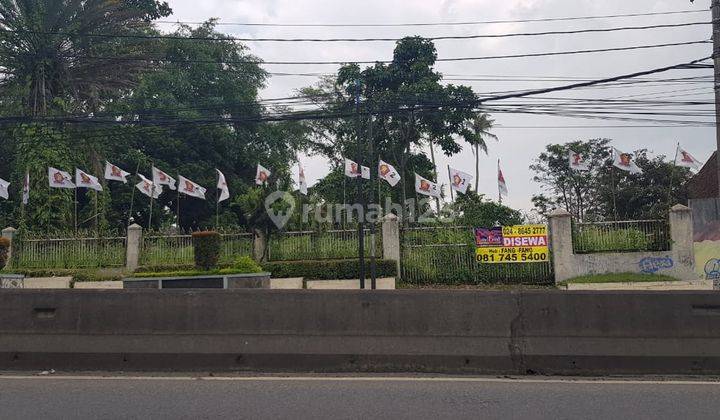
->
<box><xmin>0</xmin><ymin>375</ymin><xmax>718</xmax><ymax>419</ymax></box>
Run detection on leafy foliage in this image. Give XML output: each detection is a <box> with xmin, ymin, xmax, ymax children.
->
<box><xmin>261</xmin><ymin>259</ymin><xmax>397</xmax><ymax>280</ymax></box>
<box><xmin>192</xmin><ymin>230</ymin><xmax>220</xmax><ymax>270</ymax></box>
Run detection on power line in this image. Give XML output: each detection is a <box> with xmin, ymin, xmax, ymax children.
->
<box><xmin>6</xmin><ymin>21</ymin><xmax>710</xmax><ymax>43</ymax></box>
<box><xmin>77</xmin><ymin>39</ymin><xmax>711</xmax><ymax>66</ymax></box>
<box><xmin>155</xmin><ymin>9</ymin><xmax>706</xmax><ymax>27</ymax></box>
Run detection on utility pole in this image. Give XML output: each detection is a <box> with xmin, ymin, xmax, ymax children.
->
<box><xmin>355</xmin><ymin>80</ymin><xmax>366</xmax><ymax>289</ymax></box>
<box><xmin>712</xmin><ymin>0</ymin><xmax>720</xmax><ymax>196</ymax></box>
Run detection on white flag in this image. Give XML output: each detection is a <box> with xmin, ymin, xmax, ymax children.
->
<box><xmin>415</xmin><ymin>173</ymin><xmax>441</xmax><ymax>198</ymax></box>
<box><xmin>675</xmin><ymin>145</ymin><xmax>703</xmax><ymax>170</ymax></box>
<box><xmin>498</xmin><ymin>160</ymin><xmax>508</xmax><ymax>197</ymax></box>
<box><xmin>152</xmin><ymin>166</ymin><xmax>176</xmax><ymax>190</ymax></box>
<box><xmin>256</xmin><ymin>164</ymin><xmax>271</xmax><ymax>186</ymax></box>
<box><xmin>298</xmin><ymin>165</ymin><xmax>308</xmax><ymax>195</ymax></box>
<box><xmin>136</xmin><ymin>174</ymin><xmax>161</xmax><ymax>199</ymax></box>
<box><xmin>344</xmin><ymin>158</ymin><xmax>362</xmax><ymax>178</ymax></box>
<box><xmin>22</xmin><ymin>171</ymin><xmax>29</xmax><ymax>205</ymax></box>
<box><xmin>216</xmin><ymin>169</ymin><xmax>230</xmax><ymax>202</ymax></box>
<box><xmin>448</xmin><ymin>167</ymin><xmax>473</xmax><ymax>194</ymax></box>
<box><xmin>48</xmin><ymin>167</ymin><xmax>75</xmax><ymax>189</ymax></box>
<box><xmin>378</xmin><ymin>159</ymin><xmax>401</xmax><ymax>187</ymax></box>
<box><xmin>361</xmin><ymin>165</ymin><xmax>370</xmax><ymax>180</ymax></box>
<box><xmin>0</xmin><ymin>178</ymin><xmax>9</xmax><ymax>200</ymax></box>
<box><xmin>178</xmin><ymin>175</ymin><xmax>207</xmax><ymax>199</ymax></box>
<box><xmin>568</xmin><ymin>150</ymin><xmax>590</xmax><ymax>171</ymax></box>
<box><xmin>612</xmin><ymin>147</ymin><xmax>642</xmax><ymax>174</ymax></box>
<box><xmin>105</xmin><ymin>161</ymin><xmax>130</xmax><ymax>183</ymax></box>
<box><xmin>75</xmin><ymin>169</ymin><xmax>103</xmax><ymax>192</ymax></box>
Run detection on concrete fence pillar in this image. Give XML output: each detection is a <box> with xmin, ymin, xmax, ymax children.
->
<box><xmin>253</xmin><ymin>229</ymin><xmax>268</xmax><ymax>263</ymax></box>
<box><xmin>547</xmin><ymin>209</ymin><xmax>574</xmax><ymax>283</ymax></box>
<box><xmin>126</xmin><ymin>224</ymin><xmax>142</xmax><ymax>272</ymax></box>
<box><xmin>381</xmin><ymin>214</ymin><xmax>401</xmax><ymax>278</ymax></box>
<box><xmin>1</xmin><ymin>227</ymin><xmax>17</xmax><ymax>269</ymax></box>
<box><xmin>669</xmin><ymin>204</ymin><xmax>694</xmax><ymax>270</ymax></box>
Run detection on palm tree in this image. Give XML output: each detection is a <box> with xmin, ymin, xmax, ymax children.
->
<box><xmin>0</xmin><ymin>0</ymin><xmax>171</xmax><ymax>116</ymax></box>
<box><xmin>464</xmin><ymin>113</ymin><xmax>498</xmax><ymax>192</ymax></box>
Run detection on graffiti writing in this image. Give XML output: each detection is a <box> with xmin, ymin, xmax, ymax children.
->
<box><xmin>704</xmin><ymin>259</ymin><xmax>720</xmax><ymax>280</ymax></box>
<box><xmin>638</xmin><ymin>257</ymin><xmax>674</xmax><ymax>274</ymax></box>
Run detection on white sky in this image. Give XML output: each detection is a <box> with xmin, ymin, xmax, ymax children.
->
<box><xmin>161</xmin><ymin>0</ymin><xmax>715</xmax><ymax>211</ymax></box>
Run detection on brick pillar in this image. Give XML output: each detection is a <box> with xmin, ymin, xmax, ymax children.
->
<box><xmin>126</xmin><ymin>224</ymin><xmax>142</xmax><ymax>272</ymax></box>
<box><xmin>381</xmin><ymin>214</ymin><xmax>401</xmax><ymax>278</ymax></box>
<box><xmin>548</xmin><ymin>209</ymin><xmax>574</xmax><ymax>283</ymax></box>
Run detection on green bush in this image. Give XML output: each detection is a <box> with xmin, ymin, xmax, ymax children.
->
<box><xmin>133</xmin><ymin>267</ymin><xmax>267</xmax><ymax>278</ymax></box>
<box><xmin>262</xmin><ymin>259</ymin><xmax>397</xmax><ymax>280</ymax></box>
<box><xmin>574</xmin><ymin>226</ymin><xmax>658</xmax><ymax>253</ymax></box>
<box><xmin>230</xmin><ymin>256</ymin><xmax>263</xmax><ymax>273</ymax></box>
<box><xmin>192</xmin><ymin>231</ymin><xmax>221</xmax><ymax>270</ymax></box>
<box><xmin>0</xmin><ymin>268</ymin><xmax>123</xmax><ymax>287</ymax></box>
<box><xmin>0</xmin><ymin>237</ymin><xmax>9</xmax><ymax>269</ymax></box>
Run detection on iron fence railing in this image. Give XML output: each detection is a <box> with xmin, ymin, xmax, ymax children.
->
<box><xmin>571</xmin><ymin>219</ymin><xmax>671</xmax><ymax>254</ymax></box>
<box><xmin>268</xmin><ymin>228</ymin><xmax>383</xmax><ymax>261</ymax></box>
<box><xmin>12</xmin><ymin>236</ymin><xmax>127</xmax><ymax>269</ymax></box>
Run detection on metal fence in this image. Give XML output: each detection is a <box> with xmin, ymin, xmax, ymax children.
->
<box><xmin>140</xmin><ymin>230</ymin><xmax>255</xmax><ymax>267</ymax></box>
<box><xmin>572</xmin><ymin>220</ymin><xmax>671</xmax><ymax>254</ymax></box>
<box><xmin>400</xmin><ymin>225</ymin><xmax>553</xmax><ymax>285</ymax></box>
<box><xmin>12</xmin><ymin>235</ymin><xmax>127</xmax><ymax>269</ymax></box>
<box><xmin>268</xmin><ymin>228</ymin><xmax>383</xmax><ymax>261</ymax></box>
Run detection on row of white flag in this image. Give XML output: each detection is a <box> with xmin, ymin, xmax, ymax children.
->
<box><xmin>568</xmin><ymin>144</ymin><xmax>703</xmax><ymax>174</ymax></box>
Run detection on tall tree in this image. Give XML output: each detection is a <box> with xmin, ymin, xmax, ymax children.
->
<box><xmin>462</xmin><ymin>113</ymin><xmax>497</xmax><ymax>192</ymax></box>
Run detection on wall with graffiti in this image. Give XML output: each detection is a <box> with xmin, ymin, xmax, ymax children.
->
<box><xmin>689</xmin><ymin>198</ymin><xmax>720</xmax><ymax>287</ymax></box>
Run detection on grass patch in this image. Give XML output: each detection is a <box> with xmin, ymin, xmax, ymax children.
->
<box><xmin>561</xmin><ymin>272</ymin><xmax>678</xmax><ymax>285</ymax></box>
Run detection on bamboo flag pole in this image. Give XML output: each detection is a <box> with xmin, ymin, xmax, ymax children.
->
<box><xmin>176</xmin><ymin>188</ymin><xmax>181</xmax><ymax>229</ymax></box>
<box><xmin>74</xmin><ymin>185</ymin><xmax>78</xmax><ymax>234</ymax></box>
<box><xmin>127</xmin><ymin>162</ymin><xmax>141</xmax><ymax>225</ymax></box>
<box><xmin>667</xmin><ymin>142</ymin><xmax>680</xmax><ymax>209</ymax></box>
<box><xmin>94</xmin><ymin>190</ymin><xmax>99</xmax><ymax>237</ymax></box>
<box><xmin>610</xmin><ymin>167</ymin><xmax>619</xmax><ymax>221</ymax></box>
<box><xmin>447</xmin><ymin>165</ymin><xmax>455</xmax><ymax>201</ymax></box>
<box><xmin>147</xmin><ymin>162</ymin><xmax>155</xmax><ymax>229</ymax></box>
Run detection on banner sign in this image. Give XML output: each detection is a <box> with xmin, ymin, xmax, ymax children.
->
<box><xmin>475</xmin><ymin>225</ymin><xmax>549</xmax><ymax>264</ymax></box>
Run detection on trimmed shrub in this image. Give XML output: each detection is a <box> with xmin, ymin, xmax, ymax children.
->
<box><xmin>231</xmin><ymin>256</ymin><xmax>263</xmax><ymax>273</ymax></box>
<box><xmin>0</xmin><ymin>237</ymin><xmax>9</xmax><ymax>269</ymax></box>
<box><xmin>192</xmin><ymin>231</ymin><xmax>221</xmax><ymax>270</ymax></box>
<box><xmin>262</xmin><ymin>259</ymin><xmax>397</xmax><ymax>280</ymax></box>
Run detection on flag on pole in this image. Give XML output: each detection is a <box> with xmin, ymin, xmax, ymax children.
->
<box><xmin>448</xmin><ymin>167</ymin><xmax>473</xmax><ymax>194</ymax></box>
<box><xmin>255</xmin><ymin>164</ymin><xmax>271</xmax><ymax>186</ymax></box>
<box><xmin>0</xmin><ymin>178</ymin><xmax>9</xmax><ymax>200</ymax></box>
<box><xmin>22</xmin><ymin>171</ymin><xmax>29</xmax><ymax>205</ymax></box>
<box><xmin>104</xmin><ymin>161</ymin><xmax>130</xmax><ymax>183</ymax></box>
<box><xmin>415</xmin><ymin>173</ymin><xmax>441</xmax><ymax>198</ymax></box>
<box><xmin>152</xmin><ymin>166</ymin><xmax>176</xmax><ymax>190</ymax></box>
<box><xmin>136</xmin><ymin>174</ymin><xmax>161</xmax><ymax>199</ymax></box>
<box><xmin>48</xmin><ymin>167</ymin><xmax>75</xmax><ymax>189</ymax></box>
<box><xmin>178</xmin><ymin>176</ymin><xmax>207</xmax><ymax>199</ymax></box>
<box><xmin>344</xmin><ymin>158</ymin><xmax>362</xmax><ymax>178</ymax></box>
<box><xmin>361</xmin><ymin>165</ymin><xmax>370</xmax><ymax>180</ymax></box>
<box><xmin>75</xmin><ymin>169</ymin><xmax>103</xmax><ymax>191</ymax></box>
<box><xmin>675</xmin><ymin>145</ymin><xmax>703</xmax><ymax>170</ymax></box>
<box><xmin>378</xmin><ymin>159</ymin><xmax>400</xmax><ymax>187</ymax></box>
<box><xmin>612</xmin><ymin>147</ymin><xmax>642</xmax><ymax>174</ymax></box>
<box><xmin>298</xmin><ymin>165</ymin><xmax>308</xmax><ymax>195</ymax></box>
<box><xmin>568</xmin><ymin>150</ymin><xmax>590</xmax><ymax>171</ymax></box>
<box><xmin>216</xmin><ymin>169</ymin><xmax>230</xmax><ymax>202</ymax></box>
<box><xmin>498</xmin><ymin>160</ymin><xmax>508</xmax><ymax>197</ymax></box>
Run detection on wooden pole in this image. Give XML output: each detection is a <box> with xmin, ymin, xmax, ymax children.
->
<box><xmin>447</xmin><ymin>165</ymin><xmax>455</xmax><ymax>201</ymax></box>
<box><xmin>127</xmin><ymin>162</ymin><xmax>140</xmax><ymax>225</ymax></box>
<box><xmin>74</xmin><ymin>185</ymin><xmax>78</xmax><ymax>234</ymax></box>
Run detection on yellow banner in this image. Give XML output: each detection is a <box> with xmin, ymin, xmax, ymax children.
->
<box><xmin>476</xmin><ymin>246</ymin><xmax>549</xmax><ymax>264</ymax></box>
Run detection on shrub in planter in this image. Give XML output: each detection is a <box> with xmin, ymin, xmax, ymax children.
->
<box><xmin>230</xmin><ymin>255</ymin><xmax>263</xmax><ymax>273</ymax></box>
<box><xmin>262</xmin><ymin>259</ymin><xmax>397</xmax><ymax>280</ymax></box>
<box><xmin>192</xmin><ymin>231</ymin><xmax>221</xmax><ymax>270</ymax></box>
<box><xmin>0</xmin><ymin>237</ymin><xmax>9</xmax><ymax>269</ymax></box>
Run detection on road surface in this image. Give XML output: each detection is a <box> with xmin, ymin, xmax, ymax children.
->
<box><xmin>0</xmin><ymin>375</ymin><xmax>718</xmax><ymax>419</ymax></box>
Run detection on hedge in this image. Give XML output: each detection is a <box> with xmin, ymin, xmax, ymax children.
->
<box><xmin>192</xmin><ymin>231</ymin><xmax>221</xmax><ymax>270</ymax></box>
<box><xmin>0</xmin><ymin>237</ymin><xmax>9</xmax><ymax>269</ymax></box>
<box><xmin>261</xmin><ymin>259</ymin><xmax>397</xmax><ymax>280</ymax></box>
<box><xmin>0</xmin><ymin>268</ymin><xmax>123</xmax><ymax>286</ymax></box>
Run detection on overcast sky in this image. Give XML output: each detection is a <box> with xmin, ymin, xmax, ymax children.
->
<box><xmin>160</xmin><ymin>0</ymin><xmax>714</xmax><ymax>212</ymax></box>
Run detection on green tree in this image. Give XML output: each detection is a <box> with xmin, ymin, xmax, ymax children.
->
<box><xmin>462</xmin><ymin>113</ymin><xmax>497</xmax><ymax>192</ymax></box>
<box><xmin>453</xmin><ymin>190</ymin><xmax>524</xmax><ymax>227</ymax></box>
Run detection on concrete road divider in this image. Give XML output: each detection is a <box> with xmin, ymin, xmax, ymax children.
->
<box><xmin>0</xmin><ymin>290</ymin><xmax>719</xmax><ymax>375</ymax></box>
<box><xmin>306</xmin><ymin>278</ymin><xmax>396</xmax><ymax>290</ymax></box>
<box><xmin>269</xmin><ymin>278</ymin><xmax>304</xmax><ymax>289</ymax></box>
<box><xmin>23</xmin><ymin>277</ymin><xmax>72</xmax><ymax>289</ymax></box>
<box><xmin>73</xmin><ymin>281</ymin><xmax>123</xmax><ymax>289</ymax></box>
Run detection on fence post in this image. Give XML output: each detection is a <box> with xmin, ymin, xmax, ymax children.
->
<box><xmin>548</xmin><ymin>209</ymin><xmax>574</xmax><ymax>283</ymax></box>
<box><xmin>381</xmin><ymin>214</ymin><xmax>401</xmax><ymax>278</ymax></box>
<box><xmin>126</xmin><ymin>224</ymin><xmax>142</xmax><ymax>272</ymax></box>
<box><xmin>1</xmin><ymin>227</ymin><xmax>17</xmax><ymax>269</ymax></box>
<box><xmin>669</xmin><ymin>204</ymin><xmax>694</xmax><ymax>270</ymax></box>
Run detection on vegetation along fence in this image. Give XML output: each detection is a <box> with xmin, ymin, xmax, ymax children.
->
<box><xmin>140</xmin><ymin>230</ymin><xmax>254</xmax><ymax>267</ymax></box>
<box><xmin>11</xmin><ymin>234</ymin><xmax>127</xmax><ymax>269</ymax></box>
<box><xmin>268</xmin><ymin>228</ymin><xmax>383</xmax><ymax>261</ymax></box>
<box><xmin>571</xmin><ymin>220</ymin><xmax>671</xmax><ymax>254</ymax></box>
<box><xmin>400</xmin><ymin>225</ymin><xmax>553</xmax><ymax>285</ymax></box>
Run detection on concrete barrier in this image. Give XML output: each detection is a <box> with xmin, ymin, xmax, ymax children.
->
<box><xmin>306</xmin><ymin>278</ymin><xmax>396</xmax><ymax>290</ymax></box>
<box><xmin>23</xmin><ymin>277</ymin><xmax>72</xmax><ymax>289</ymax></box>
<box><xmin>0</xmin><ymin>290</ymin><xmax>719</xmax><ymax>374</ymax></box>
<box><xmin>73</xmin><ymin>281</ymin><xmax>123</xmax><ymax>290</ymax></box>
<box><xmin>269</xmin><ymin>278</ymin><xmax>304</xmax><ymax>289</ymax></box>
